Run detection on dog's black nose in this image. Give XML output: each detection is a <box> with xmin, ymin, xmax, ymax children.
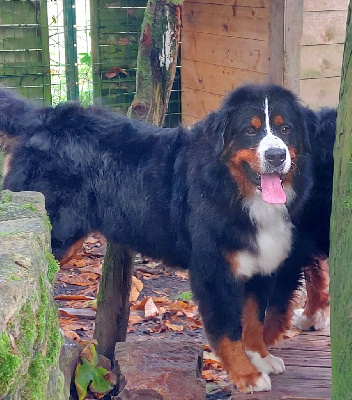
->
<box><xmin>265</xmin><ymin>148</ymin><xmax>286</xmax><ymax>167</ymax></box>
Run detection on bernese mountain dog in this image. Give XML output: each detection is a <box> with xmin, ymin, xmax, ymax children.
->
<box><xmin>0</xmin><ymin>84</ymin><xmax>331</xmax><ymax>393</ymax></box>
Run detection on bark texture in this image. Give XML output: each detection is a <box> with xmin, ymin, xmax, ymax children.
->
<box><xmin>128</xmin><ymin>0</ymin><xmax>182</xmax><ymax>125</ymax></box>
<box><xmin>94</xmin><ymin>244</ymin><xmax>133</xmax><ymax>360</ymax></box>
<box><xmin>330</xmin><ymin>3</ymin><xmax>352</xmax><ymax>398</ymax></box>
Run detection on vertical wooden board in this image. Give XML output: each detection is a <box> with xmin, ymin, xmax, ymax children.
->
<box><xmin>301</xmin><ymin>10</ymin><xmax>348</xmax><ymax>45</ymax></box>
<box><xmin>284</xmin><ymin>0</ymin><xmax>304</xmax><ymax>95</ymax></box>
<box><xmin>304</xmin><ymin>0</ymin><xmax>349</xmax><ymax>12</ymax></box>
<box><xmin>300</xmin><ymin>77</ymin><xmax>341</xmax><ymax>109</ymax></box>
<box><xmin>268</xmin><ymin>0</ymin><xmax>284</xmax><ymax>85</ymax></box>
<box><xmin>182</xmin><ymin>88</ymin><xmax>223</xmax><ymax>122</ymax></box>
<box><xmin>182</xmin><ymin>59</ymin><xmax>267</xmax><ymax>95</ymax></box>
<box><xmin>182</xmin><ymin>2</ymin><xmax>270</xmax><ymax>40</ymax></box>
<box><xmin>90</xmin><ymin>0</ymin><xmax>147</xmax><ymax>108</ymax></box>
<box><xmin>181</xmin><ymin>31</ymin><xmax>270</xmax><ymax>73</ymax></box>
<box><xmin>300</xmin><ymin>44</ymin><xmax>344</xmax><ymax>79</ymax></box>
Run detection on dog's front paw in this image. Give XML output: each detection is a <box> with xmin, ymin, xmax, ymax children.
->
<box><xmin>235</xmin><ymin>372</ymin><xmax>271</xmax><ymax>393</ymax></box>
<box><xmin>246</xmin><ymin>350</ymin><xmax>285</xmax><ymax>375</ymax></box>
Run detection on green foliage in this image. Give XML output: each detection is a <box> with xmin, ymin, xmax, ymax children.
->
<box><xmin>173</xmin><ymin>291</ymin><xmax>193</xmax><ymax>301</ymax></box>
<box><xmin>75</xmin><ymin>344</ymin><xmax>113</xmax><ymax>400</ymax></box>
<box><xmin>45</xmin><ymin>250</ymin><xmax>60</xmax><ymax>284</ymax></box>
<box><xmin>21</xmin><ymin>203</ymin><xmax>39</xmax><ymax>212</ymax></box>
<box><xmin>0</xmin><ymin>333</ymin><xmax>22</xmax><ymax>396</ymax></box>
<box><xmin>22</xmin><ymin>353</ymin><xmax>50</xmax><ymax>400</ymax></box>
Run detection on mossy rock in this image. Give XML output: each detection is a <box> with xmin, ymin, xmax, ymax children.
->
<box><xmin>0</xmin><ymin>190</ymin><xmax>66</xmax><ymax>400</ymax></box>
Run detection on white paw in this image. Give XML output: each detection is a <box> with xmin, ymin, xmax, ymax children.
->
<box><xmin>246</xmin><ymin>350</ymin><xmax>285</xmax><ymax>375</ymax></box>
<box><xmin>293</xmin><ymin>308</ymin><xmax>330</xmax><ymax>331</ymax></box>
<box><xmin>243</xmin><ymin>372</ymin><xmax>271</xmax><ymax>393</ymax></box>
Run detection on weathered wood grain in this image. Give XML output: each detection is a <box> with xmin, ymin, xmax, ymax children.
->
<box><xmin>182</xmin><ymin>2</ymin><xmax>270</xmax><ymax>41</ymax></box>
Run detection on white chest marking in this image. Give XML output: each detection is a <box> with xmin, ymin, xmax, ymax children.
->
<box><xmin>235</xmin><ymin>195</ymin><xmax>293</xmax><ymax>279</ymax></box>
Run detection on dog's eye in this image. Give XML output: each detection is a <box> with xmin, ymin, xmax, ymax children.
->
<box><xmin>281</xmin><ymin>126</ymin><xmax>290</xmax><ymax>134</ymax></box>
<box><xmin>246</xmin><ymin>128</ymin><xmax>255</xmax><ymax>136</ymax></box>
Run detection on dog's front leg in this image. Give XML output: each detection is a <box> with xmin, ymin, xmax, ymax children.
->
<box><xmin>189</xmin><ymin>253</ymin><xmax>272</xmax><ymax>393</ymax></box>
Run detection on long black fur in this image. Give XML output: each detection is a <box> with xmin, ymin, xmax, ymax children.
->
<box><xmin>0</xmin><ymin>85</ymin><xmax>334</xmax><ymax>387</ymax></box>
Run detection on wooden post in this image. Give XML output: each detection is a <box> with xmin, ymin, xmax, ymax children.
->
<box><xmin>95</xmin><ymin>243</ymin><xmax>134</xmax><ymax>360</ymax></box>
<box><xmin>330</xmin><ymin>2</ymin><xmax>352</xmax><ymax>398</ymax></box>
<box><xmin>63</xmin><ymin>0</ymin><xmax>79</xmax><ymax>100</ymax></box>
<box><xmin>127</xmin><ymin>0</ymin><xmax>183</xmax><ymax>125</ymax></box>
<box><xmin>94</xmin><ymin>0</ymin><xmax>183</xmax><ymax>361</ymax></box>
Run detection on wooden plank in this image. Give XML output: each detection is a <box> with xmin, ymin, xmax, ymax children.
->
<box><xmin>181</xmin><ymin>59</ymin><xmax>267</xmax><ymax>96</ymax></box>
<box><xmin>181</xmin><ymin>32</ymin><xmax>270</xmax><ymax>73</ymax></box>
<box><xmin>284</xmin><ymin>0</ymin><xmax>304</xmax><ymax>95</ymax></box>
<box><xmin>269</xmin><ymin>0</ymin><xmax>284</xmax><ymax>85</ymax></box>
<box><xmin>182</xmin><ymin>114</ymin><xmax>200</xmax><ymax>126</ymax></box>
<box><xmin>0</xmin><ymin>0</ymin><xmax>38</xmax><ymax>24</ymax></box>
<box><xmin>300</xmin><ymin>76</ymin><xmax>341</xmax><ymax>108</ymax></box>
<box><xmin>301</xmin><ymin>10</ymin><xmax>348</xmax><ymax>45</ymax></box>
<box><xmin>301</xmin><ymin>43</ymin><xmax>344</xmax><ymax>79</ymax></box>
<box><xmin>182</xmin><ymin>88</ymin><xmax>223</xmax><ymax>122</ymax></box>
<box><xmin>182</xmin><ymin>2</ymin><xmax>269</xmax><ymax>41</ymax></box>
<box><xmin>304</xmin><ymin>0</ymin><xmax>349</xmax><ymax>12</ymax></box>
<box><xmin>184</xmin><ymin>0</ymin><xmax>270</xmax><ymax>7</ymax></box>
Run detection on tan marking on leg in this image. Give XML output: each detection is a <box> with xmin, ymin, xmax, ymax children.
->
<box><xmin>216</xmin><ymin>337</ymin><xmax>261</xmax><ymax>392</ymax></box>
<box><xmin>242</xmin><ymin>297</ymin><xmax>269</xmax><ymax>358</ymax></box>
<box><xmin>303</xmin><ymin>257</ymin><xmax>330</xmax><ymax>320</ymax></box>
<box><xmin>2</xmin><ymin>154</ymin><xmax>11</xmax><ymax>179</ymax></box>
<box><xmin>59</xmin><ymin>237</ymin><xmax>87</xmax><ymax>266</ymax></box>
<box><xmin>263</xmin><ymin>303</ymin><xmax>295</xmax><ymax>347</ymax></box>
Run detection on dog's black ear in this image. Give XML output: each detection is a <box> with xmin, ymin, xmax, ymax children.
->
<box><xmin>0</xmin><ymin>89</ymin><xmax>41</xmax><ymax>136</ymax></box>
<box><xmin>199</xmin><ymin>109</ymin><xmax>228</xmax><ymax>156</ymax></box>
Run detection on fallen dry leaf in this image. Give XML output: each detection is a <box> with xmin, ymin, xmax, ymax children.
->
<box><xmin>129</xmin><ymin>276</ymin><xmax>144</xmax><ymax>302</ymax></box>
<box><xmin>165</xmin><ymin>322</ymin><xmax>184</xmax><ymax>332</ymax></box>
<box><xmin>175</xmin><ymin>270</ymin><xmax>189</xmax><ymax>280</ymax></box>
<box><xmin>144</xmin><ymin>297</ymin><xmax>159</xmax><ymax>319</ymax></box>
<box><xmin>54</xmin><ymin>294</ymin><xmax>95</xmax><ymax>301</ymax></box>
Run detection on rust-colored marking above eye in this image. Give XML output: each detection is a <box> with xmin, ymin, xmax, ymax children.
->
<box><xmin>250</xmin><ymin>116</ymin><xmax>262</xmax><ymax>129</ymax></box>
<box><xmin>274</xmin><ymin>115</ymin><xmax>284</xmax><ymax>126</ymax></box>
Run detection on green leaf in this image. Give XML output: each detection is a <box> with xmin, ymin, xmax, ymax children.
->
<box><xmin>75</xmin><ymin>346</ymin><xmax>113</xmax><ymax>400</ymax></box>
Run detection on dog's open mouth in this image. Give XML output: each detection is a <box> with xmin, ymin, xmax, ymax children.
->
<box><xmin>243</xmin><ymin>162</ymin><xmax>286</xmax><ymax>204</ymax></box>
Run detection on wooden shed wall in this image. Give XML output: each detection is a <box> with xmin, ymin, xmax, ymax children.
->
<box><xmin>300</xmin><ymin>0</ymin><xmax>348</xmax><ymax>109</ymax></box>
<box><xmin>181</xmin><ymin>0</ymin><xmax>348</xmax><ymax>124</ymax></box>
<box><xmin>181</xmin><ymin>0</ymin><xmax>271</xmax><ymax>125</ymax></box>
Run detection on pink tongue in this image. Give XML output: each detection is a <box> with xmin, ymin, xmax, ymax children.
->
<box><xmin>261</xmin><ymin>173</ymin><xmax>286</xmax><ymax>204</ymax></box>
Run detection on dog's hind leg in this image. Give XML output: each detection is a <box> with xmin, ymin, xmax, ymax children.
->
<box><xmin>293</xmin><ymin>257</ymin><xmax>330</xmax><ymax>331</ymax></box>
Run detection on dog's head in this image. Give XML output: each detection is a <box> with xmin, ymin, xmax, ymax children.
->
<box><xmin>206</xmin><ymin>85</ymin><xmax>311</xmax><ymax>204</ymax></box>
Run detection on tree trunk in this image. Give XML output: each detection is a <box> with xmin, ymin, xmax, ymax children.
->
<box><xmin>94</xmin><ymin>0</ymin><xmax>183</xmax><ymax>360</ymax></box>
<box><xmin>127</xmin><ymin>0</ymin><xmax>182</xmax><ymax>125</ymax></box>
<box><xmin>330</xmin><ymin>3</ymin><xmax>352</xmax><ymax>398</ymax></box>
<box><xmin>95</xmin><ymin>243</ymin><xmax>133</xmax><ymax>360</ymax></box>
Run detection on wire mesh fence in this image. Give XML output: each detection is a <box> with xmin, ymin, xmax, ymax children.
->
<box><xmin>0</xmin><ymin>0</ymin><xmax>181</xmax><ymax>127</ymax></box>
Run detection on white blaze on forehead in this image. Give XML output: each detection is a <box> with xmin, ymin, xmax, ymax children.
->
<box><xmin>264</xmin><ymin>97</ymin><xmax>272</xmax><ymax>136</ymax></box>
<box><xmin>257</xmin><ymin>97</ymin><xmax>291</xmax><ymax>174</ymax></box>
